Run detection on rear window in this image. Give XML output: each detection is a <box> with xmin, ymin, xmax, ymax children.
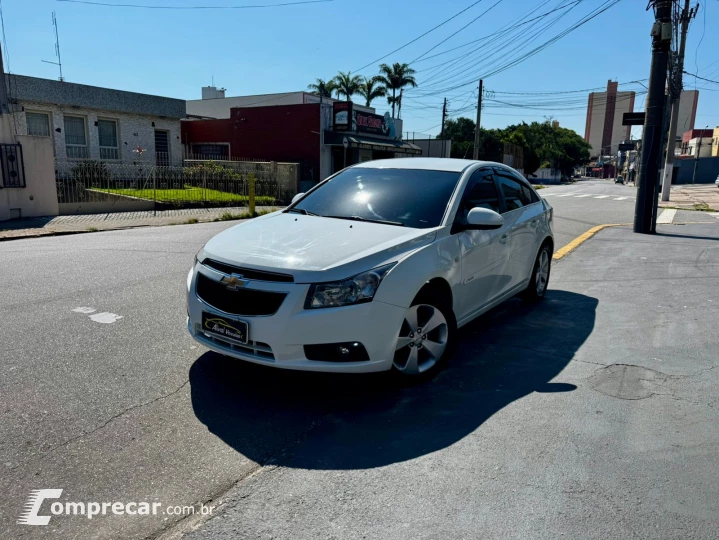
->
<box><xmin>293</xmin><ymin>167</ymin><xmax>461</xmax><ymax>229</ymax></box>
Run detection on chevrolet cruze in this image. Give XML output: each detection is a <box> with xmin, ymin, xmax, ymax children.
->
<box><xmin>187</xmin><ymin>158</ymin><xmax>553</xmax><ymax>379</ymax></box>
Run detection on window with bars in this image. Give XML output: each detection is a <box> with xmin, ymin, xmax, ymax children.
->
<box><xmin>26</xmin><ymin>112</ymin><xmax>51</xmax><ymax>137</ymax></box>
<box><xmin>98</xmin><ymin>119</ymin><xmax>119</xmax><ymax>160</ymax></box>
<box><xmin>64</xmin><ymin>116</ymin><xmax>89</xmax><ymax>159</ymax></box>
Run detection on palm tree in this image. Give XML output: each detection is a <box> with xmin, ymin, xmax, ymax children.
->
<box><xmin>357</xmin><ymin>77</ymin><xmax>387</xmax><ymax>107</ymax></box>
<box><xmin>307</xmin><ymin>78</ymin><xmax>336</xmax><ymax>100</ymax></box>
<box><xmin>333</xmin><ymin>71</ymin><xmax>362</xmax><ymax>102</ymax></box>
<box><xmin>376</xmin><ymin>62</ymin><xmax>417</xmax><ymax>118</ymax></box>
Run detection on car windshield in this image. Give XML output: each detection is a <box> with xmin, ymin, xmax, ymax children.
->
<box><xmin>290</xmin><ymin>167</ymin><xmax>461</xmax><ymax>229</ymax></box>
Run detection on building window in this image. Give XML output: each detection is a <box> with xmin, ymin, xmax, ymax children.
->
<box><xmin>26</xmin><ymin>112</ymin><xmax>51</xmax><ymax>137</ymax></box>
<box><xmin>64</xmin><ymin>116</ymin><xmax>89</xmax><ymax>159</ymax></box>
<box><xmin>98</xmin><ymin>119</ymin><xmax>119</xmax><ymax>160</ymax></box>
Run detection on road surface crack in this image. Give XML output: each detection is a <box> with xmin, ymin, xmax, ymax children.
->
<box><xmin>35</xmin><ymin>380</ymin><xmax>190</xmax><ymax>463</ymax></box>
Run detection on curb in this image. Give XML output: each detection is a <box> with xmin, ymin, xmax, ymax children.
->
<box><xmin>0</xmin><ymin>218</ymin><xmax>250</xmax><ymax>243</ymax></box>
<box><xmin>553</xmin><ymin>224</ymin><xmax>626</xmax><ymax>261</ymax></box>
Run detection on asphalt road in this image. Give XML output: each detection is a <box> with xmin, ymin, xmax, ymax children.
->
<box><xmin>2</xmin><ymin>194</ymin><xmax>719</xmax><ymax>539</ymax></box>
<box><xmin>538</xmin><ymin>178</ymin><xmax>639</xmax><ymax>248</ymax></box>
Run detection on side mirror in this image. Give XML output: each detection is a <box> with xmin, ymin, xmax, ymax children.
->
<box><xmin>465</xmin><ymin>207</ymin><xmax>504</xmax><ymax>230</ymax></box>
<box><xmin>291</xmin><ymin>193</ymin><xmax>305</xmax><ymax>204</ymax></box>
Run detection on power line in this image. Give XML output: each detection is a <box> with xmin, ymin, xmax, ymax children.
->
<box><xmin>56</xmin><ymin>0</ymin><xmax>334</xmax><ymax>8</ymax></box>
<box><xmin>683</xmin><ymin>70</ymin><xmax>719</xmax><ymax>85</ymax></box>
<box><xmin>411</xmin><ymin>0</ymin><xmax>580</xmax><ymax>67</ymax></box>
<box><xmin>411</xmin><ymin>0</ymin><xmax>622</xmax><ymax>98</ymax></box>
<box><xmin>409</xmin><ymin>0</ymin><xmax>507</xmax><ymax>64</ymax></box>
<box><xmin>352</xmin><ymin>0</ymin><xmax>489</xmax><ymax>73</ymax></box>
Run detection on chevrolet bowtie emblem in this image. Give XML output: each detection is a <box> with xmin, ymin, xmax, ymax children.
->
<box><xmin>220</xmin><ymin>274</ymin><xmax>249</xmax><ymax>291</ymax></box>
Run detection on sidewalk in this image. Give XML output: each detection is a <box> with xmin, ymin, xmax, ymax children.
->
<box><xmin>0</xmin><ymin>205</ymin><xmax>278</xmax><ymax>240</ymax></box>
<box><xmin>658</xmin><ymin>183</ymin><xmax>719</xmax><ymax>211</ymax></box>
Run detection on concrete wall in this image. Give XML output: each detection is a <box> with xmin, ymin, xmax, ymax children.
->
<box><xmin>674</xmin><ymin>156</ymin><xmax>719</xmax><ymax>184</ymax></box>
<box><xmin>712</xmin><ymin>127</ymin><xmax>719</xmax><ymax>157</ymax></box>
<box><xmin>408</xmin><ymin>139</ymin><xmax>451</xmax><ymax>158</ymax></box>
<box><xmin>677</xmin><ymin>90</ymin><xmax>698</xmax><ymax>134</ymax></box>
<box><xmin>14</xmin><ymin>102</ymin><xmax>182</xmax><ymax>163</ymax></box>
<box><xmin>0</xmin><ymin>123</ymin><xmax>58</xmax><ymax>221</ymax></box>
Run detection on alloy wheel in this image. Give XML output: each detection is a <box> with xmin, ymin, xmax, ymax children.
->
<box><xmin>536</xmin><ymin>249</ymin><xmax>550</xmax><ymax>295</ymax></box>
<box><xmin>393</xmin><ymin>304</ymin><xmax>449</xmax><ymax>375</ymax></box>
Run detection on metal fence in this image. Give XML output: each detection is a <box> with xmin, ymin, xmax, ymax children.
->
<box><xmin>55</xmin><ymin>156</ymin><xmax>299</xmax><ymax>209</ymax></box>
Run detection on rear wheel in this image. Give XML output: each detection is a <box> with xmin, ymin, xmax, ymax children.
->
<box><xmin>392</xmin><ymin>289</ymin><xmax>456</xmax><ymax>380</ymax></box>
<box><xmin>522</xmin><ymin>243</ymin><xmax>552</xmax><ymax>301</ymax></box>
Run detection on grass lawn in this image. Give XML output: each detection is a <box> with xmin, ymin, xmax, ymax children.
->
<box><xmin>97</xmin><ymin>187</ymin><xmax>276</xmax><ymax>205</ymax></box>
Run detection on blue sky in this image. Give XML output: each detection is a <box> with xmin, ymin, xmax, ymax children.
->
<box><xmin>2</xmin><ymin>0</ymin><xmax>717</xmax><ymax>139</ymax></box>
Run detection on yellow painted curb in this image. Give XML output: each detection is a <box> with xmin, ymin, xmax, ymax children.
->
<box><xmin>553</xmin><ymin>224</ymin><xmax>626</xmax><ymax>261</ymax></box>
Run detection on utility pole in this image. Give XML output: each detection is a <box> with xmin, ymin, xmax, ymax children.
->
<box><xmin>661</xmin><ymin>0</ymin><xmax>697</xmax><ymax>201</ymax></box>
<box><xmin>440</xmin><ymin>97</ymin><xmax>447</xmax><ymax>139</ymax></box>
<box><xmin>634</xmin><ymin>0</ymin><xmax>673</xmax><ymax>234</ymax></box>
<box><xmin>472</xmin><ymin>79</ymin><xmax>483</xmax><ymax>160</ymax></box>
<box><xmin>0</xmin><ymin>41</ymin><xmax>9</xmax><ymax>114</ymax></box>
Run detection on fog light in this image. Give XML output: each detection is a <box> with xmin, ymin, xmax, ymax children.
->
<box><xmin>304</xmin><ymin>342</ymin><xmax>369</xmax><ymax>362</ymax></box>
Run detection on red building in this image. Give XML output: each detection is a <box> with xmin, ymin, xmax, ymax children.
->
<box><xmin>183</xmin><ymin>103</ymin><xmax>323</xmax><ymax>182</ymax></box>
<box><xmin>182</xmin><ymin>96</ymin><xmax>421</xmax><ymax>185</ymax></box>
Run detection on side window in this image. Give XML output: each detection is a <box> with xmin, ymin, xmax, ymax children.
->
<box><xmin>454</xmin><ymin>170</ymin><xmax>501</xmax><ymax>227</ymax></box>
<box><xmin>498</xmin><ymin>175</ymin><xmax>531</xmax><ymax>212</ymax></box>
<box><xmin>465</xmin><ymin>171</ymin><xmax>501</xmax><ymax>212</ymax></box>
<box><xmin>521</xmin><ymin>183</ymin><xmax>539</xmax><ymax>204</ymax></box>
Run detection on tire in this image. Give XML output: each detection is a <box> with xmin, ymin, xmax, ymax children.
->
<box><xmin>522</xmin><ymin>242</ymin><xmax>552</xmax><ymax>301</ymax></box>
<box><xmin>391</xmin><ymin>289</ymin><xmax>457</xmax><ymax>381</ymax></box>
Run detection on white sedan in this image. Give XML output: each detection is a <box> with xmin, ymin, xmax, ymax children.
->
<box><xmin>187</xmin><ymin>158</ymin><xmax>554</xmax><ymax>379</ymax></box>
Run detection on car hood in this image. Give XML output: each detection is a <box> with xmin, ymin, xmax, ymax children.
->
<box><xmin>201</xmin><ymin>212</ymin><xmax>438</xmax><ymax>282</ymax></box>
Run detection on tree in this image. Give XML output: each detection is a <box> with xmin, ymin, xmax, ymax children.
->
<box><xmin>306</xmin><ymin>78</ymin><xmax>336</xmax><ymax>100</ymax></box>
<box><xmin>376</xmin><ymin>62</ymin><xmax>417</xmax><ymax>118</ymax></box>
<box><xmin>357</xmin><ymin>77</ymin><xmax>387</xmax><ymax>107</ymax></box>
<box><xmin>333</xmin><ymin>71</ymin><xmax>362</xmax><ymax>102</ymax></box>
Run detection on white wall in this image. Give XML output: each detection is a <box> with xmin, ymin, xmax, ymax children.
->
<box><xmin>0</xmin><ymin>116</ymin><xmax>58</xmax><ymax>221</ymax></box>
<box><xmin>686</xmin><ymin>137</ymin><xmax>713</xmax><ymax>158</ymax></box>
<box><xmin>14</xmin><ymin>102</ymin><xmax>182</xmax><ymax>163</ymax></box>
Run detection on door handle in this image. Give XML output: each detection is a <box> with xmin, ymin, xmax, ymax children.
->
<box><xmin>499</xmin><ymin>233</ymin><xmax>509</xmax><ymax>244</ymax></box>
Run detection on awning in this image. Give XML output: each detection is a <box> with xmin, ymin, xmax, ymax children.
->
<box><xmin>324</xmin><ymin>131</ymin><xmax>422</xmax><ymax>155</ymax></box>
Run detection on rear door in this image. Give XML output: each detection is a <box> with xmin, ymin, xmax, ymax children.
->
<box><xmin>495</xmin><ymin>171</ymin><xmax>543</xmax><ymax>289</ymax></box>
<box><xmin>454</xmin><ymin>169</ymin><xmax>512</xmax><ymax>320</ymax></box>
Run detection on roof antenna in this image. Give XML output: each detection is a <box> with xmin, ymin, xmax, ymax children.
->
<box><xmin>41</xmin><ymin>11</ymin><xmax>64</xmax><ymax>81</ymax></box>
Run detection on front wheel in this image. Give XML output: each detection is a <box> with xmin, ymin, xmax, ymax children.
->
<box><xmin>392</xmin><ymin>290</ymin><xmax>456</xmax><ymax>380</ymax></box>
<box><xmin>522</xmin><ymin>243</ymin><xmax>552</xmax><ymax>301</ymax></box>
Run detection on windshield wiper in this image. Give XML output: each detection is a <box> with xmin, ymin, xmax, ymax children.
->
<box><xmin>323</xmin><ymin>215</ymin><xmax>404</xmax><ymax>227</ymax></box>
<box><xmin>286</xmin><ymin>208</ymin><xmax>319</xmax><ymax>216</ymax></box>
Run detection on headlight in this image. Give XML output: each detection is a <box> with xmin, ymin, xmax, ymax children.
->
<box><xmin>187</xmin><ymin>267</ymin><xmax>194</xmax><ymax>291</ymax></box>
<box><xmin>304</xmin><ymin>263</ymin><xmax>395</xmax><ymax>309</ymax></box>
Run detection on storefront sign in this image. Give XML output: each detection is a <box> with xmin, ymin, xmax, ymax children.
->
<box><xmin>333</xmin><ymin>101</ymin><xmax>353</xmax><ymax>131</ymax></box>
<box><xmin>355</xmin><ymin>111</ymin><xmax>396</xmax><ymax>139</ymax></box>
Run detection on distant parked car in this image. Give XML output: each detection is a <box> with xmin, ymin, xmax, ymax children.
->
<box><xmin>715</xmin><ymin>174</ymin><xmax>719</xmax><ymax>189</ymax></box>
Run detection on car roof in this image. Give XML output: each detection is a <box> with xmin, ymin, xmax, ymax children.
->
<box><xmin>354</xmin><ymin>158</ymin><xmax>501</xmax><ymax>173</ymax></box>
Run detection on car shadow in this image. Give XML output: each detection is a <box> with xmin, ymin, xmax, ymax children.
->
<box><xmin>189</xmin><ymin>290</ymin><xmax>596</xmax><ymax>470</ymax></box>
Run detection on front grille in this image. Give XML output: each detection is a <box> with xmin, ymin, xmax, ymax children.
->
<box><xmin>196</xmin><ymin>324</ymin><xmax>275</xmax><ymax>360</ymax></box>
<box><xmin>201</xmin><ymin>259</ymin><xmax>294</xmax><ymax>283</ymax></box>
<box><xmin>196</xmin><ymin>273</ymin><xmax>287</xmax><ymax>316</ymax></box>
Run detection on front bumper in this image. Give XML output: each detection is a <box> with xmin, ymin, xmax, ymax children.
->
<box><xmin>186</xmin><ymin>264</ymin><xmax>406</xmax><ymax>373</ymax></box>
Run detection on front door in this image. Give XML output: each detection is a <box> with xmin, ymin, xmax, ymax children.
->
<box><xmin>455</xmin><ymin>169</ymin><xmax>511</xmax><ymax>320</ymax></box>
<box><xmin>495</xmin><ymin>173</ymin><xmax>540</xmax><ymax>290</ymax></box>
